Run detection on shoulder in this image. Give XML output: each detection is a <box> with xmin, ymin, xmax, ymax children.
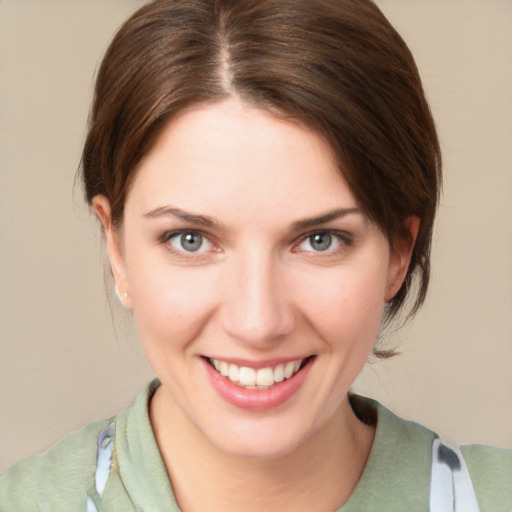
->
<box><xmin>347</xmin><ymin>395</ymin><xmax>511</xmax><ymax>511</ymax></box>
<box><xmin>0</xmin><ymin>380</ymin><xmax>160</xmax><ymax>512</ymax></box>
<box><xmin>0</xmin><ymin>417</ymin><xmax>111</xmax><ymax>511</ymax></box>
<box><xmin>351</xmin><ymin>393</ymin><xmax>436</xmax><ymax>449</ymax></box>
<box><xmin>461</xmin><ymin>443</ymin><xmax>512</xmax><ymax>511</ymax></box>
<box><xmin>344</xmin><ymin>395</ymin><xmax>436</xmax><ymax>511</ymax></box>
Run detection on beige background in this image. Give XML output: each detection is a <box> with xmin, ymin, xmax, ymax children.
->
<box><xmin>0</xmin><ymin>0</ymin><xmax>511</xmax><ymax>472</ymax></box>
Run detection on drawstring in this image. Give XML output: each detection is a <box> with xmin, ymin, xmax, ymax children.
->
<box><xmin>430</xmin><ymin>437</ymin><xmax>480</xmax><ymax>511</ymax></box>
<box><xmin>86</xmin><ymin>423</ymin><xmax>116</xmax><ymax>512</ymax></box>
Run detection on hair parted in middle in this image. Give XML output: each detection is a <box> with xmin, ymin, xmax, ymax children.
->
<box><xmin>80</xmin><ymin>0</ymin><xmax>441</xmax><ymax>354</ymax></box>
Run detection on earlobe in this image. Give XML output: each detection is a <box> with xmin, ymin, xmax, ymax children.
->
<box><xmin>92</xmin><ymin>195</ymin><xmax>131</xmax><ymax>308</ymax></box>
<box><xmin>385</xmin><ymin>217</ymin><xmax>420</xmax><ymax>302</ymax></box>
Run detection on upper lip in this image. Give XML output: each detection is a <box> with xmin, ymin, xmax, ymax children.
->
<box><xmin>202</xmin><ymin>355</ymin><xmax>315</xmax><ymax>370</ymax></box>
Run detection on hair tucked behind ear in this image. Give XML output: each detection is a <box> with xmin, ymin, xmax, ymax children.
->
<box><xmin>79</xmin><ymin>0</ymin><xmax>441</xmax><ymax>357</ymax></box>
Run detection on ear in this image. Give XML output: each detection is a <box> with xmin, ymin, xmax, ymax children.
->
<box><xmin>385</xmin><ymin>217</ymin><xmax>420</xmax><ymax>302</ymax></box>
<box><xmin>92</xmin><ymin>195</ymin><xmax>132</xmax><ymax>308</ymax></box>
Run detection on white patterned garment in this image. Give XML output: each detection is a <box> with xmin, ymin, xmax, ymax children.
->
<box><xmin>430</xmin><ymin>438</ymin><xmax>480</xmax><ymax>511</ymax></box>
<box><xmin>86</xmin><ymin>423</ymin><xmax>116</xmax><ymax>512</ymax></box>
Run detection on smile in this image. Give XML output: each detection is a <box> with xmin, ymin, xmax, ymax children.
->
<box><xmin>208</xmin><ymin>357</ymin><xmax>312</xmax><ymax>390</ymax></box>
<box><xmin>204</xmin><ymin>356</ymin><xmax>316</xmax><ymax>411</ymax></box>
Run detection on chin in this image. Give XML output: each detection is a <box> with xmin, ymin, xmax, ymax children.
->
<box><xmin>214</xmin><ymin>431</ymin><xmax>307</xmax><ymax>461</ymax></box>
<box><xmin>201</xmin><ymin>411</ymin><xmax>324</xmax><ymax>461</ymax></box>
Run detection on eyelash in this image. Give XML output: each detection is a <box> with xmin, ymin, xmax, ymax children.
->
<box><xmin>159</xmin><ymin>230</ymin><xmax>217</xmax><ymax>258</ymax></box>
<box><xmin>158</xmin><ymin>229</ymin><xmax>353</xmax><ymax>258</ymax></box>
<box><xmin>293</xmin><ymin>230</ymin><xmax>353</xmax><ymax>255</ymax></box>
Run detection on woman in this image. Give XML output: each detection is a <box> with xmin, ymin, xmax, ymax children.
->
<box><xmin>1</xmin><ymin>0</ymin><xmax>510</xmax><ymax>510</ymax></box>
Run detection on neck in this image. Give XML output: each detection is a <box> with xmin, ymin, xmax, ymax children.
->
<box><xmin>150</xmin><ymin>386</ymin><xmax>375</xmax><ymax>512</ymax></box>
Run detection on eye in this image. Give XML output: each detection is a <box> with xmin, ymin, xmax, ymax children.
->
<box><xmin>164</xmin><ymin>231</ymin><xmax>213</xmax><ymax>254</ymax></box>
<box><xmin>295</xmin><ymin>231</ymin><xmax>349</xmax><ymax>253</ymax></box>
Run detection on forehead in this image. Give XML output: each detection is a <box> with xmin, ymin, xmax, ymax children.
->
<box><xmin>126</xmin><ymin>99</ymin><xmax>359</xmax><ymax>223</ymax></box>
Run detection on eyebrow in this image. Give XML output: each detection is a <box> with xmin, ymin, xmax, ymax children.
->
<box><xmin>291</xmin><ymin>207</ymin><xmax>362</xmax><ymax>230</ymax></box>
<box><xmin>143</xmin><ymin>205</ymin><xmax>223</xmax><ymax>229</ymax></box>
<box><xmin>144</xmin><ymin>205</ymin><xmax>362</xmax><ymax>231</ymax></box>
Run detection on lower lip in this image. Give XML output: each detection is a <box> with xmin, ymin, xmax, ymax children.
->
<box><xmin>203</xmin><ymin>358</ymin><xmax>314</xmax><ymax>412</ymax></box>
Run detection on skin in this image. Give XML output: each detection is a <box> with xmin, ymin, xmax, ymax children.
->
<box><xmin>93</xmin><ymin>99</ymin><xmax>418</xmax><ymax>511</ymax></box>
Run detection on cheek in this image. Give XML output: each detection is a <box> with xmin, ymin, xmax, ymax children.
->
<box><xmin>125</xmin><ymin>253</ymin><xmax>219</xmax><ymax>349</ymax></box>
<box><xmin>295</xmin><ymin>262</ymin><xmax>389</xmax><ymax>349</ymax></box>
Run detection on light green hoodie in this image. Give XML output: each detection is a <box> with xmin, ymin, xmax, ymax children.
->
<box><xmin>1</xmin><ymin>380</ymin><xmax>510</xmax><ymax>511</ymax></box>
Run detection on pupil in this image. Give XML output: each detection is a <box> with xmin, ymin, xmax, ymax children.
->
<box><xmin>311</xmin><ymin>233</ymin><xmax>331</xmax><ymax>251</ymax></box>
<box><xmin>182</xmin><ymin>233</ymin><xmax>202</xmax><ymax>251</ymax></box>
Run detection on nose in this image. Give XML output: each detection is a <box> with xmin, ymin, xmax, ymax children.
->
<box><xmin>220</xmin><ymin>249</ymin><xmax>295</xmax><ymax>347</ymax></box>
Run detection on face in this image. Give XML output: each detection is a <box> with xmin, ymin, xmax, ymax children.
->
<box><xmin>95</xmin><ymin>99</ymin><xmax>414</xmax><ymax>459</ymax></box>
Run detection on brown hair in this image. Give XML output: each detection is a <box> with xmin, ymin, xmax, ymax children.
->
<box><xmin>80</xmin><ymin>0</ymin><xmax>441</xmax><ymax>355</ymax></box>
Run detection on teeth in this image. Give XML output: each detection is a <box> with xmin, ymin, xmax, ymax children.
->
<box><xmin>256</xmin><ymin>367</ymin><xmax>274</xmax><ymax>387</ymax></box>
<box><xmin>228</xmin><ymin>364</ymin><xmax>239</xmax><ymax>383</ymax></box>
<box><xmin>284</xmin><ymin>361</ymin><xmax>295</xmax><ymax>379</ymax></box>
<box><xmin>210</xmin><ymin>357</ymin><xmax>306</xmax><ymax>389</ymax></box>
<box><xmin>239</xmin><ymin>367</ymin><xmax>256</xmax><ymax>386</ymax></box>
<box><xmin>219</xmin><ymin>361</ymin><xmax>229</xmax><ymax>377</ymax></box>
<box><xmin>274</xmin><ymin>364</ymin><xmax>284</xmax><ymax>383</ymax></box>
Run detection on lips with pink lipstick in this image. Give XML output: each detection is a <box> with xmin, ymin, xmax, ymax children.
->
<box><xmin>203</xmin><ymin>355</ymin><xmax>316</xmax><ymax>411</ymax></box>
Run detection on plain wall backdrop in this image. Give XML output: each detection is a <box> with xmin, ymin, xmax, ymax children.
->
<box><xmin>1</xmin><ymin>0</ymin><xmax>511</xmax><ymax>472</ymax></box>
